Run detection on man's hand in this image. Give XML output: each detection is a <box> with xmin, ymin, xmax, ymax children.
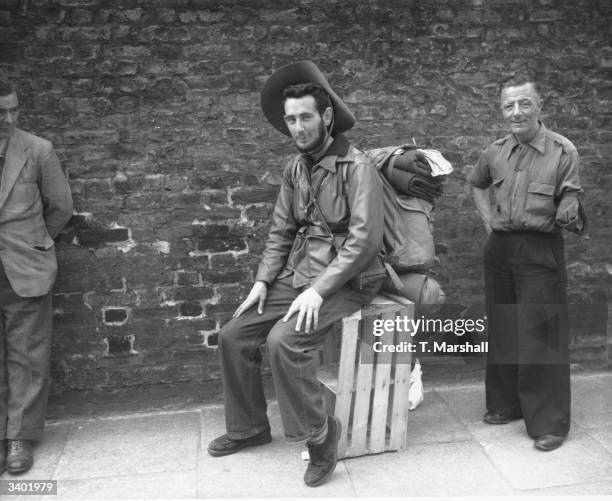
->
<box><xmin>555</xmin><ymin>194</ymin><xmax>582</xmax><ymax>232</ymax></box>
<box><xmin>471</xmin><ymin>186</ymin><xmax>493</xmax><ymax>235</ymax></box>
<box><xmin>233</xmin><ymin>281</ymin><xmax>268</xmax><ymax>318</ymax></box>
<box><xmin>283</xmin><ymin>287</ymin><xmax>323</xmax><ymax>333</ymax></box>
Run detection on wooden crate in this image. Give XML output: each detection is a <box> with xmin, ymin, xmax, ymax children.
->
<box><xmin>318</xmin><ymin>295</ymin><xmax>414</xmax><ymax>459</ymax></box>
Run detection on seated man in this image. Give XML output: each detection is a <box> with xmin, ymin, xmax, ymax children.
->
<box><xmin>207</xmin><ymin>61</ymin><xmax>386</xmax><ymax>487</ymax></box>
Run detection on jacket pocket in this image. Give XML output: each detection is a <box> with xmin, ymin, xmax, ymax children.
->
<box><xmin>525</xmin><ymin>181</ymin><xmax>555</xmax><ymax>217</ymax></box>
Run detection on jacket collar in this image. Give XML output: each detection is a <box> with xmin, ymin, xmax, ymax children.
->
<box><xmin>305</xmin><ymin>133</ymin><xmax>350</xmax><ymax>173</ymax></box>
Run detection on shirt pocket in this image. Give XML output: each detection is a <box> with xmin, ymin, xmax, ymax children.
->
<box><xmin>525</xmin><ymin>181</ymin><xmax>555</xmax><ymax>217</ymax></box>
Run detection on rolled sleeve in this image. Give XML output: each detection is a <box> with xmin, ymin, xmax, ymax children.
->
<box><xmin>467</xmin><ymin>147</ymin><xmax>493</xmax><ymax>189</ymax></box>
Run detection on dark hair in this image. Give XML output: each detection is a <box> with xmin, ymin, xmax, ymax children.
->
<box><xmin>499</xmin><ymin>73</ymin><xmax>541</xmax><ymax>98</ymax></box>
<box><xmin>0</xmin><ymin>75</ymin><xmax>17</xmax><ymax>97</ymax></box>
<box><xmin>282</xmin><ymin>82</ymin><xmax>332</xmax><ymax>115</ymax></box>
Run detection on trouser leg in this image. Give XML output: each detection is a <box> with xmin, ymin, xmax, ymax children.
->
<box><xmin>0</xmin><ymin>267</ymin><xmax>53</xmax><ymax>440</ymax></box>
<box><xmin>218</xmin><ymin>277</ymin><xmax>299</xmax><ymax>440</ymax></box>
<box><xmin>267</xmin><ymin>281</ymin><xmax>381</xmax><ymax>442</ymax></box>
<box><xmin>484</xmin><ymin>233</ymin><xmax>523</xmax><ymax>419</ymax></box>
<box><xmin>514</xmin><ymin>233</ymin><xmax>570</xmax><ymax>437</ymax></box>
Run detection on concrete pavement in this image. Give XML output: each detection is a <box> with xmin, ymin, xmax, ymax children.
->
<box><xmin>1</xmin><ymin>371</ymin><xmax>611</xmax><ymax>500</ymax></box>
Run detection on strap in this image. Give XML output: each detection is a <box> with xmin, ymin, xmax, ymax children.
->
<box><xmin>383</xmin><ymin>261</ymin><xmax>404</xmax><ymax>291</ymax></box>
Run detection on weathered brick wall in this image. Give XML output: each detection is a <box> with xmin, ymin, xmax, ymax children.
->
<box><xmin>0</xmin><ymin>0</ymin><xmax>610</xmax><ymax>396</ymax></box>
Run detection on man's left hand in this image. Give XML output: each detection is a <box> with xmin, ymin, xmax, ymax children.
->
<box><xmin>555</xmin><ymin>194</ymin><xmax>582</xmax><ymax>232</ymax></box>
<box><xmin>282</xmin><ymin>287</ymin><xmax>323</xmax><ymax>333</ymax></box>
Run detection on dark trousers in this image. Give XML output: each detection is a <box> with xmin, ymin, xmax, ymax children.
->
<box><xmin>484</xmin><ymin>231</ymin><xmax>570</xmax><ymax>438</ymax></box>
<box><xmin>219</xmin><ymin>276</ymin><xmax>380</xmax><ymax>442</ymax></box>
<box><xmin>0</xmin><ymin>263</ymin><xmax>53</xmax><ymax>440</ymax></box>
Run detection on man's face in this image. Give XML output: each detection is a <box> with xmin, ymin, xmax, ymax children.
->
<box><xmin>500</xmin><ymin>83</ymin><xmax>541</xmax><ymax>143</ymax></box>
<box><xmin>0</xmin><ymin>92</ymin><xmax>19</xmax><ymax>142</ymax></box>
<box><xmin>283</xmin><ymin>95</ymin><xmax>331</xmax><ymax>153</ymax></box>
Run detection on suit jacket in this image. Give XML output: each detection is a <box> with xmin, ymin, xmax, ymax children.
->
<box><xmin>0</xmin><ymin>128</ymin><xmax>73</xmax><ymax>297</ymax></box>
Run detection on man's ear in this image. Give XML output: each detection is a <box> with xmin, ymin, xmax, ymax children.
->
<box><xmin>323</xmin><ymin>106</ymin><xmax>333</xmax><ymax>127</ymax></box>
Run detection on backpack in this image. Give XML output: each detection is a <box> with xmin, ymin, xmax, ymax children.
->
<box><xmin>365</xmin><ymin>145</ymin><xmax>438</xmax><ymax>290</ymax></box>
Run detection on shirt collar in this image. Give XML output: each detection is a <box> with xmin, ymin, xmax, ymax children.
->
<box><xmin>506</xmin><ymin>122</ymin><xmax>547</xmax><ymax>159</ymax></box>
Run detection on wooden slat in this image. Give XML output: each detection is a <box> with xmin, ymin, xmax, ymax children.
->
<box><xmin>347</xmin><ymin>314</ymin><xmax>376</xmax><ymax>456</ymax></box>
<box><xmin>369</xmin><ymin>310</ymin><xmax>395</xmax><ymax>452</ymax></box>
<box><xmin>334</xmin><ymin>315</ymin><xmax>360</xmax><ymax>458</ymax></box>
<box><xmin>389</xmin><ymin>305</ymin><xmax>413</xmax><ymax>450</ymax></box>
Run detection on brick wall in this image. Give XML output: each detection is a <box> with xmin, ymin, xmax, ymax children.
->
<box><xmin>0</xmin><ymin>0</ymin><xmax>610</xmax><ymax>396</ymax></box>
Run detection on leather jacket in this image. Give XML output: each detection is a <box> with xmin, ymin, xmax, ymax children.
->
<box><xmin>255</xmin><ymin>134</ymin><xmax>385</xmax><ymax>298</ymax></box>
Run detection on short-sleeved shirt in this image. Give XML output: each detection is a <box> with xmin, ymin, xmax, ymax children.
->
<box><xmin>467</xmin><ymin>122</ymin><xmax>582</xmax><ymax>233</ymax></box>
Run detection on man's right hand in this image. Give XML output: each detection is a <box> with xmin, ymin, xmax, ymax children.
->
<box><xmin>233</xmin><ymin>281</ymin><xmax>268</xmax><ymax>318</ymax></box>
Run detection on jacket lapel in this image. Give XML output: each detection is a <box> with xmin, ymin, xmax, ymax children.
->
<box><xmin>0</xmin><ymin>129</ymin><xmax>27</xmax><ymax>209</ymax></box>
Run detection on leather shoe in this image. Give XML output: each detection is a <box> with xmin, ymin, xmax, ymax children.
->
<box><xmin>483</xmin><ymin>411</ymin><xmax>512</xmax><ymax>425</ymax></box>
<box><xmin>7</xmin><ymin>440</ymin><xmax>33</xmax><ymax>474</ymax></box>
<box><xmin>304</xmin><ymin>416</ymin><xmax>341</xmax><ymax>487</ymax></box>
<box><xmin>207</xmin><ymin>428</ymin><xmax>271</xmax><ymax>457</ymax></box>
<box><xmin>534</xmin><ymin>434</ymin><xmax>565</xmax><ymax>452</ymax></box>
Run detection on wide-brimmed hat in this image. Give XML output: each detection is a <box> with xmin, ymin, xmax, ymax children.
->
<box><xmin>260</xmin><ymin>60</ymin><xmax>355</xmax><ymax>137</ymax></box>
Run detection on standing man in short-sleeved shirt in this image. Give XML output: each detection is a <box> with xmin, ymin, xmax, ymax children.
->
<box><xmin>467</xmin><ymin>73</ymin><xmax>584</xmax><ymax>452</ymax></box>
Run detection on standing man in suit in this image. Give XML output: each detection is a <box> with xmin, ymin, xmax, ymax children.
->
<box><xmin>0</xmin><ymin>76</ymin><xmax>73</xmax><ymax>474</ymax></box>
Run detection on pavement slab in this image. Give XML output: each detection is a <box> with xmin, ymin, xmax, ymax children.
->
<box><xmin>405</xmin><ymin>389</ymin><xmax>472</xmax><ymax>445</ymax></box>
<box><xmin>54</xmin><ymin>411</ymin><xmax>200</xmax><ymax>480</ymax></box>
<box><xmin>570</xmin><ymin>373</ymin><xmax>612</xmax><ymax>430</ymax></box>
<box><xmin>467</xmin><ymin>421</ymin><xmax>612</xmax><ymax>491</ymax></box>
<box><xmin>344</xmin><ymin>440</ymin><xmax>515</xmax><ymax>497</ymax></box>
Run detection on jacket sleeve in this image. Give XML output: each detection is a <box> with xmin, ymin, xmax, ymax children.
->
<box><xmin>39</xmin><ymin>143</ymin><xmax>73</xmax><ymax>239</ymax></box>
<box><xmin>311</xmin><ymin>155</ymin><xmax>384</xmax><ymax>298</ymax></box>
<box><xmin>254</xmin><ymin>159</ymin><xmax>298</xmax><ymax>284</ymax></box>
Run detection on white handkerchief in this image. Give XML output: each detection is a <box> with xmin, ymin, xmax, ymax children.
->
<box><xmin>418</xmin><ymin>149</ymin><xmax>454</xmax><ymax>177</ymax></box>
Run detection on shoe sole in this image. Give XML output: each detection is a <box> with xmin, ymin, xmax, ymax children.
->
<box><xmin>305</xmin><ymin>416</ymin><xmax>342</xmax><ymax>488</ymax></box>
<box><xmin>7</xmin><ymin>464</ymin><xmax>32</xmax><ymax>474</ymax></box>
<box><xmin>534</xmin><ymin>440</ymin><xmax>564</xmax><ymax>452</ymax></box>
<box><xmin>483</xmin><ymin>417</ymin><xmax>512</xmax><ymax>425</ymax></box>
<box><xmin>207</xmin><ymin>434</ymin><xmax>272</xmax><ymax>457</ymax></box>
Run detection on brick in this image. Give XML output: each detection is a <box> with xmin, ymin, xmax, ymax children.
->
<box><xmin>179</xmin><ymin>302</ymin><xmax>203</xmax><ymax>317</ymax></box>
<box><xmin>106</xmin><ymin>335</ymin><xmax>134</xmax><ymax>355</ymax></box>
<box><xmin>103</xmin><ymin>308</ymin><xmax>129</xmax><ymax>324</ymax></box>
<box><xmin>78</xmin><ymin>228</ymin><xmax>129</xmax><ymax>247</ymax></box>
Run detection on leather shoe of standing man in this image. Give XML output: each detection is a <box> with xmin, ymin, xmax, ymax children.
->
<box><xmin>534</xmin><ymin>434</ymin><xmax>565</xmax><ymax>452</ymax></box>
<box><xmin>7</xmin><ymin>440</ymin><xmax>33</xmax><ymax>474</ymax></box>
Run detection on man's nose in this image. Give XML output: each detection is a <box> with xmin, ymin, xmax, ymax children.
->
<box><xmin>294</xmin><ymin>118</ymin><xmax>305</xmax><ymax>131</ymax></box>
<box><xmin>510</xmin><ymin>102</ymin><xmax>521</xmax><ymax>116</ymax></box>
<box><xmin>1</xmin><ymin>111</ymin><xmax>12</xmax><ymax>123</ymax></box>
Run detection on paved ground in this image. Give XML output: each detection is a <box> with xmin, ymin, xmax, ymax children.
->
<box><xmin>1</xmin><ymin>369</ymin><xmax>611</xmax><ymax>500</ymax></box>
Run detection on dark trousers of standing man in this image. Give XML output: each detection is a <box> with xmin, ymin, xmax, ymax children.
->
<box><xmin>484</xmin><ymin>231</ymin><xmax>571</xmax><ymax>438</ymax></box>
<box><xmin>219</xmin><ymin>275</ymin><xmax>380</xmax><ymax>443</ymax></box>
<box><xmin>0</xmin><ymin>263</ymin><xmax>53</xmax><ymax>441</ymax></box>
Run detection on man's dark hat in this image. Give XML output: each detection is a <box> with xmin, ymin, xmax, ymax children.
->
<box><xmin>260</xmin><ymin>60</ymin><xmax>356</xmax><ymax>137</ymax></box>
